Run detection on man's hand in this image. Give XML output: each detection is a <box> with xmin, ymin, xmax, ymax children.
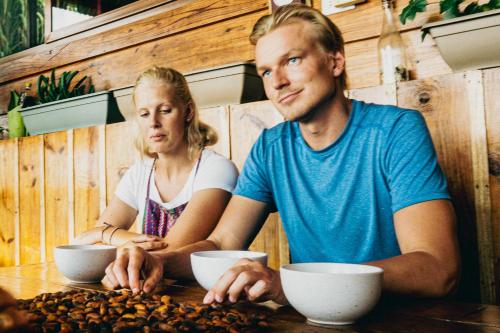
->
<box><xmin>101</xmin><ymin>246</ymin><xmax>163</xmax><ymax>294</ymax></box>
<box><xmin>202</xmin><ymin>258</ymin><xmax>288</xmax><ymax>305</ymax></box>
<box><xmin>120</xmin><ymin>235</ymin><xmax>168</xmax><ymax>252</ymax></box>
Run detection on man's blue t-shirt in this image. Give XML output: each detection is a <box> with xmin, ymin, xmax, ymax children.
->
<box><xmin>234</xmin><ymin>100</ymin><xmax>450</xmax><ymax>264</ymax></box>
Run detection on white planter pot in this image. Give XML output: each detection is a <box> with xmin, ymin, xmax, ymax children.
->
<box><xmin>422</xmin><ymin>9</ymin><xmax>500</xmax><ymax>71</ymax></box>
<box><xmin>20</xmin><ymin>91</ymin><xmax>125</xmax><ymax>135</ymax></box>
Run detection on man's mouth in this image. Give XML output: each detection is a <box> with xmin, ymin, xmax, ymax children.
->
<box><xmin>278</xmin><ymin>90</ymin><xmax>301</xmax><ymax>104</ymax></box>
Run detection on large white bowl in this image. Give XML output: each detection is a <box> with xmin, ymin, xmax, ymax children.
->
<box><xmin>280</xmin><ymin>263</ymin><xmax>383</xmax><ymax>326</ymax></box>
<box><xmin>54</xmin><ymin>245</ymin><xmax>117</xmax><ymax>283</ymax></box>
<box><xmin>190</xmin><ymin>250</ymin><xmax>268</xmax><ymax>290</ymax></box>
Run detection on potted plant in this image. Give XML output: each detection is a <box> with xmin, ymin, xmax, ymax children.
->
<box><xmin>20</xmin><ymin>69</ymin><xmax>125</xmax><ymax>135</ymax></box>
<box><xmin>400</xmin><ymin>0</ymin><xmax>500</xmax><ymax>71</ymax></box>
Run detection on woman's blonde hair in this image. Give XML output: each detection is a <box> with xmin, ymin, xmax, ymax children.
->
<box><xmin>249</xmin><ymin>4</ymin><xmax>346</xmax><ymax>90</ymax></box>
<box><xmin>133</xmin><ymin>66</ymin><xmax>218</xmax><ymax>160</ymax></box>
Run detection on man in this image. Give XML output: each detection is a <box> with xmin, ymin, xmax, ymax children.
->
<box><xmin>102</xmin><ymin>4</ymin><xmax>460</xmax><ymax>304</ymax></box>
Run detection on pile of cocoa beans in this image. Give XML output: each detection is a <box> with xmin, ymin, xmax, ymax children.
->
<box><xmin>16</xmin><ymin>289</ymin><xmax>269</xmax><ymax>333</ymax></box>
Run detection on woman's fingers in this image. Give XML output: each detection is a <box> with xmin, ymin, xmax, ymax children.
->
<box><xmin>127</xmin><ymin>247</ymin><xmax>145</xmax><ymax>294</ymax></box>
<box><xmin>102</xmin><ymin>262</ymin><xmax>120</xmax><ymax>289</ymax></box>
<box><xmin>143</xmin><ymin>255</ymin><xmax>163</xmax><ymax>293</ymax></box>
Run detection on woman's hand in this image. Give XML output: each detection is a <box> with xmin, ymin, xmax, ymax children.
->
<box><xmin>101</xmin><ymin>246</ymin><xmax>163</xmax><ymax>294</ymax></box>
<box><xmin>119</xmin><ymin>234</ymin><xmax>168</xmax><ymax>252</ymax></box>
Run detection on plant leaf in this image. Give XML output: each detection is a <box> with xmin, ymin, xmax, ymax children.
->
<box><xmin>400</xmin><ymin>0</ymin><xmax>428</xmax><ymax>24</ymax></box>
<box><xmin>440</xmin><ymin>0</ymin><xmax>463</xmax><ymax>18</ymax></box>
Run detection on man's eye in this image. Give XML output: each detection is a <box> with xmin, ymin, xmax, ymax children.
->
<box><xmin>262</xmin><ymin>70</ymin><xmax>271</xmax><ymax>78</ymax></box>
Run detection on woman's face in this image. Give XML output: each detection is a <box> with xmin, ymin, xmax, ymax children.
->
<box><xmin>134</xmin><ymin>79</ymin><xmax>189</xmax><ymax>156</ymax></box>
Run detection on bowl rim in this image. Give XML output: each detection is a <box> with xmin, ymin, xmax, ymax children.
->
<box><xmin>191</xmin><ymin>250</ymin><xmax>268</xmax><ymax>259</ymax></box>
<box><xmin>280</xmin><ymin>262</ymin><xmax>384</xmax><ymax>275</ymax></box>
<box><xmin>55</xmin><ymin>245</ymin><xmax>117</xmax><ymax>251</ymax></box>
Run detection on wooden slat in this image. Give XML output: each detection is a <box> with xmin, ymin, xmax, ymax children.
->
<box><xmin>229</xmin><ymin>101</ymin><xmax>285</xmax><ymax>269</ymax></box>
<box><xmin>483</xmin><ymin>68</ymin><xmax>500</xmax><ymax>258</ymax></box>
<box><xmin>348</xmin><ymin>84</ymin><xmax>397</xmax><ymax>105</ymax></box>
<box><xmin>44</xmin><ymin>132</ymin><xmax>69</xmax><ymax>262</ymax></box>
<box><xmin>73</xmin><ymin>127</ymin><xmax>101</xmax><ymax>236</ymax></box>
<box><xmin>397</xmin><ymin>73</ymin><xmax>480</xmax><ymax>301</ymax></box>
<box><xmin>0</xmin><ymin>139</ymin><xmax>18</xmax><ymax>266</ymax></box>
<box><xmin>105</xmin><ymin>122</ymin><xmax>137</xmax><ymax>206</ymax></box>
<box><xmin>18</xmin><ymin>136</ymin><xmax>43</xmax><ymax>265</ymax></box>
<box><xmin>199</xmin><ymin>106</ymin><xmax>231</xmax><ymax>159</ymax></box>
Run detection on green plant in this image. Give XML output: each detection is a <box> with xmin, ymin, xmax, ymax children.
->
<box><xmin>37</xmin><ymin>69</ymin><xmax>95</xmax><ymax>104</ymax></box>
<box><xmin>400</xmin><ymin>0</ymin><xmax>500</xmax><ymax>39</ymax></box>
<box><xmin>8</xmin><ymin>90</ymin><xmax>21</xmax><ymax>111</ymax></box>
<box><xmin>0</xmin><ymin>0</ymin><xmax>29</xmax><ymax>58</ymax></box>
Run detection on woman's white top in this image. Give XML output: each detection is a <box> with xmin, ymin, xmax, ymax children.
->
<box><xmin>115</xmin><ymin>149</ymin><xmax>239</xmax><ymax>225</ymax></box>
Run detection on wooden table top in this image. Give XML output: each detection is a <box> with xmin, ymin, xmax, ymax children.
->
<box><xmin>1</xmin><ymin>263</ymin><xmax>499</xmax><ymax>332</ymax></box>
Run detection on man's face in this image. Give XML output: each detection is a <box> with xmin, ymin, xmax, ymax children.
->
<box><xmin>255</xmin><ymin>21</ymin><xmax>342</xmax><ymax>122</ymax></box>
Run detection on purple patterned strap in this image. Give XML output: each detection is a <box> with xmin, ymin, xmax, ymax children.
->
<box><xmin>142</xmin><ymin>151</ymin><xmax>203</xmax><ymax>237</ymax></box>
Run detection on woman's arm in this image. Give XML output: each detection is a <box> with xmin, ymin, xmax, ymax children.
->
<box><xmin>72</xmin><ymin>196</ymin><xmax>141</xmax><ymax>246</ymax></box>
<box><xmin>158</xmin><ymin>188</ymin><xmax>232</xmax><ymax>250</ymax></box>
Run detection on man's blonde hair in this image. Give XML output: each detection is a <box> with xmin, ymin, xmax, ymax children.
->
<box><xmin>250</xmin><ymin>4</ymin><xmax>346</xmax><ymax>89</ymax></box>
<box><xmin>133</xmin><ymin>66</ymin><xmax>217</xmax><ymax>160</ymax></box>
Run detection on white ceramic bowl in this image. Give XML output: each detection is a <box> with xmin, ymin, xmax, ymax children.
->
<box><xmin>54</xmin><ymin>245</ymin><xmax>117</xmax><ymax>283</ymax></box>
<box><xmin>191</xmin><ymin>250</ymin><xmax>268</xmax><ymax>290</ymax></box>
<box><xmin>280</xmin><ymin>263</ymin><xmax>383</xmax><ymax>326</ymax></box>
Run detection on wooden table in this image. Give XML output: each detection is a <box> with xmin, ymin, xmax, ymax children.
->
<box><xmin>1</xmin><ymin>263</ymin><xmax>499</xmax><ymax>332</ymax></box>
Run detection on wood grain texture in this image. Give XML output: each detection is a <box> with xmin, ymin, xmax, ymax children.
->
<box><xmin>348</xmin><ymin>84</ymin><xmax>397</xmax><ymax>105</ymax></box>
<box><xmin>397</xmin><ymin>73</ymin><xmax>480</xmax><ymax>301</ymax></box>
<box><xmin>229</xmin><ymin>101</ymin><xmax>285</xmax><ymax>269</ymax></box>
<box><xmin>483</xmin><ymin>68</ymin><xmax>500</xmax><ymax>304</ymax></box>
<box><xmin>199</xmin><ymin>106</ymin><xmax>231</xmax><ymax>158</ymax></box>
<box><xmin>105</xmin><ymin>122</ymin><xmax>137</xmax><ymax>205</ymax></box>
<box><xmin>44</xmin><ymin>132</ymin><xmax>69</xmax><ymax>262</ymax></box>
<box><xmin>73</xmin><ymin>127</ymin><xmax>101</xmax><ymax>236</ymax></box>
<box><xmin>18</xmin><ymin>136</ymin><xmax>43</xmax><ymax>265</ymax></box>
<box><xmin>0</xmin><ymin>139</ymin><xmax>17</xmax><ymax>266</ymax></box>
<box><xmin>465</xmin><ymin>71</ymin><xmax>495</xmax><ymax>303</ymax></box>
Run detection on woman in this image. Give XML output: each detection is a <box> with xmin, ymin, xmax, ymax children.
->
<box><xmin>74</xmin><ymin>67</ymin><xmax>238</xmax><ymax>253</ymax></box>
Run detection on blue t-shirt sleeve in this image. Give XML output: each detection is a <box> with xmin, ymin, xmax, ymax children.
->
<box><xmin>234</xmin><ymin>130</ymin><xmax>277</xmax><ymax>210</ymax></box>
<box><xmin>383</xmin><ymin>110</ymin><xmax>450</xmax><ymax>213</ymax></box>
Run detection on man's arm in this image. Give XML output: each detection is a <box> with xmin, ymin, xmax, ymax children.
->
<box><xmin>368</xmin><ymin>199</ymin><xmax>460</xmax><ymax>297</ymax></box>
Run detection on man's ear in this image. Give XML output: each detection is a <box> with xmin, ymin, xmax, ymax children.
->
<box><xmin>329</xmin><ymin>51</ymin><xmax>345</xmax><ymax>78</ymax></box>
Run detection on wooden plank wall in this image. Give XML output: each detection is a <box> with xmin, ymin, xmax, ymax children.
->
<box><xmin>0</xmin><ymin>70</ymin><xmax>498</xmax><ymax>303</ymax></box>
<box><xmin>0</xmin><ymin>0</ymin><xmax>449</xmax><ymax>111</ymax></box>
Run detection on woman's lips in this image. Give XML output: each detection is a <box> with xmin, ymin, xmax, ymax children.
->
<box><xmin>150</xmin><ymin>135</ymin><xmax>166</xmax><ymax>142</ymax></box>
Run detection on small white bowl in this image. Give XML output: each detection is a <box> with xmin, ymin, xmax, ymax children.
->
<box><xmin>54</xmin><ymin>245</ymin><xmax>117</xmax><ymax>283</ymax></box>
<box><xmin>190</xmin><ymin>250</ymin><xmax>268</xmax><ymax>290</ymax></box>
<box><xmin>280</xmin><ymin>263</ymin><xmax>383</xmax><ymax>326</ymax></box>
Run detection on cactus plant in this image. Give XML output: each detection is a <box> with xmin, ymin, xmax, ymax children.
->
<box><xmin>37</xmin><ymin>69</ymin><xmax>95</xmax><ymax>104</ymax></box>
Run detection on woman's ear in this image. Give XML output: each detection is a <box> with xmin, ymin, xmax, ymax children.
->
<box><xmin>185</xmin><ymin>102</ymin><xmax>194</xmax><ymax>122</ymax></box>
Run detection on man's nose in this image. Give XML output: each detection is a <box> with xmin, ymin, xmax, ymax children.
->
<box><xmin>271</xmin><ymin>68</ymin><xmax>289</xmax><ymax>90</ymax></box>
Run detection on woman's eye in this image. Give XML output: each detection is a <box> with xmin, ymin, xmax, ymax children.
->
<box><xmin>139</xmin><ymin>112</ymin><xmax>149</xmax><ymax>118</ymax></box>
<box><xmin>160</xmin><ymin>109</ymin><xmax>172</xmax><ymax>114</ymax></box>
<box><xmin>288</xmin><ymin>57</ymin><xmax>300</xmax><ymax>65</ymax></box>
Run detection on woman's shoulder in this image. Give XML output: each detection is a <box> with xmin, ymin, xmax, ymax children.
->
<box><xmin>122</xmin><ymin>157</ymin><xmax>155</xmax><ymax>179</ymax></box>
<box><xmin>194</xmin><ymin>149</ymin><xmax>239</xmax><ymax>190</ymax></box>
